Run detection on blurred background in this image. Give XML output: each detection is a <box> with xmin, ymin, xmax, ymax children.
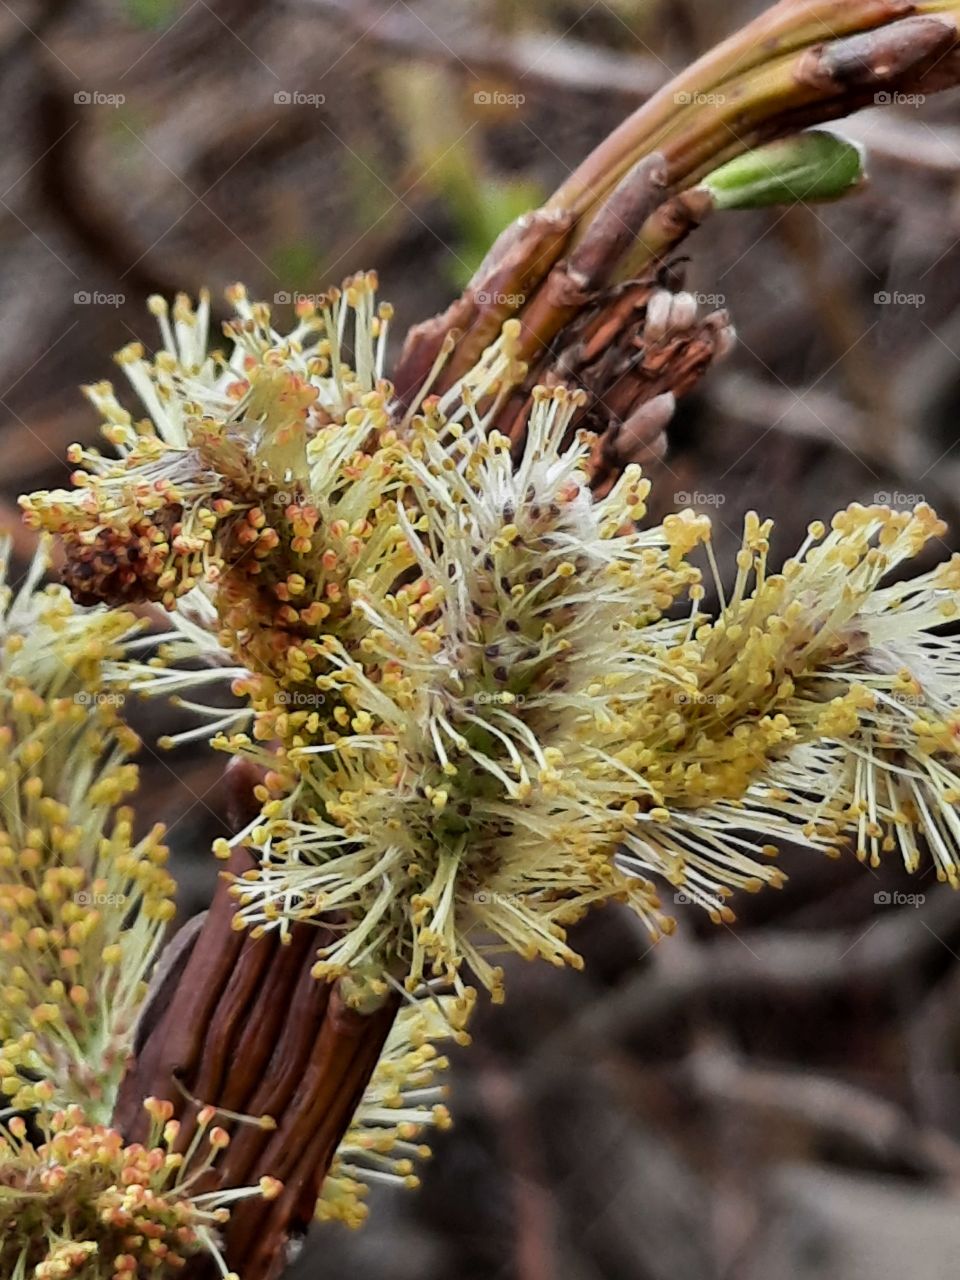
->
<box><xmin>4</xmin><ymin>0</ymin><xmax>960</xmax><ymax>1276</ymax></box>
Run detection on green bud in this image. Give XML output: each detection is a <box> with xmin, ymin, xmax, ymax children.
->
<box><xmin>701</xmin><ymin>130</ymin><xmax>867</xmax><ymax>211</ymax></box>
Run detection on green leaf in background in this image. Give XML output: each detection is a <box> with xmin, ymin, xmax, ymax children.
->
<box><xmin>272</xmin><ymin>240</ymin><xmax>327</xmax><ymax>292</ymax></box>
<box><xmin>382</xmin><ymin>63</ymin><xmax>546</xmax><ymax>289</ymax></box>
<box><xmin>123</xmin><ymin>0</ymin><xmax>183</xmax><ymax>30</ymax></box>
<box><xmin>702</xmin><ymin>129</ymin><xmax>867</xmax><ymax>211</ymax></box>
<box><xmin>442</xmin><ymin>174</ymin><xmax>545</xmax><ymax>287</ymax></box>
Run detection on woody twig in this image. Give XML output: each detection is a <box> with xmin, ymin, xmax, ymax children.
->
<box><xmin>394</xmin><ymin>1</ymin><xmax>960</xmax><ymax>471</ymax></box>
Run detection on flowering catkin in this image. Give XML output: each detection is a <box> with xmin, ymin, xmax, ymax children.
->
<box><xmin>0</xmin><ymin>1101</ymin><xmax>282</xmax><ymax>1280</ymax></box>
<box><xmin>0</xmin><ymin>535</ymin><xmax>448</xmax><ymax>1270</ymax></box>
<box><xmin>0</xmin><ymin>541</ymin><xmax>173</xmax><ymax>1119</ymax></box>
<box><xmin>21</xmin><ymin>280</ymin><xmax>960</xmax><ymax>1027</ymax></box>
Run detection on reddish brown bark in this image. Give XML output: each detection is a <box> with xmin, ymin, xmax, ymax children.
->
<box><xmin>391</xmin><ymin>3</ymin><xmax>960</xmax><ymax>452</ymax></box>
<box><xmin>113</xmin><ymin>766</ymin><xmax>400</xmax><ymax>1278</ymax></box>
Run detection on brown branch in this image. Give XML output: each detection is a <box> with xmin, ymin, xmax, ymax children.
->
<box><xmin>113</xmin><ymin>764</ymin><xmax>400</xmax><ymax>1280</ymax></box>
<box><xmin>303</xmin><ymin>0</ymin><xmax>666</xmax><ymax>100</ymax></box>
<box><xmin>570</xmin><ymin>888</ymin><xmax>960</xmax><ymax>1049</ymax></box>
<box><xmin>35</xmin><ymin>82</ymin><xmax>185</xmax><ymax>303</ymax></box>
<box><xmin>685</xmin><ymin>1040</ymin><xmax>960</xmax><ymax>1181</ymax></box>
<box><xmin>477</xmin><ymin>1059</ymin><xmax>556</xmax><ymax>1280</ymax></box>
<box><xmin>391</xmin><ymin>2</ymin><xmax>960</xmax><ymax>426</ymax></box>
<box><xmin>225</xmin><ymin>986</ymin><xmax>398</xmax><ymax>1278</ymax></box>
<box><xmin>391</xmin><ymin>207</ymin><xmax>574</xmax><ymax>407</ymax></box>
<box><xmin>496</xmin><ymin>275</ymin><xmax>735</xmax><ymax>491</ymax></box>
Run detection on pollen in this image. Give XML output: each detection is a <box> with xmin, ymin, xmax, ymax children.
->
<box><xmin>20</xmin><ymin>281</ymin><xmax>960</xmax><ymax>1035</ymax></box>
<box><xmin>0</xmin><ymin>540</ymin><xmax>174</xmax><ymax>1121</ymax></box>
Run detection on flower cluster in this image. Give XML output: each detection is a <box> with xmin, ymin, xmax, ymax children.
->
<box><xmin>0</xmin><ymin>1100</ymin><xmax>280</xmax><ymax>1280</ymax></box>
<box><xmin>0</xmin><ymin>542</ymin><xmax>174</xmax><ymax>1119</ymax></box>
<box><xmin>21</xmin><ymin>283</ymin><xmax>960</xmax><ymax>1027</ymax></box>
<box><xmin>0</xmin><ymin>520</ymin><xmax>467</xmax><ymax>1271</ymax></box>
<box><xmin>317</xmin><ymin>1000</ymin><xmax>454</xmax><ymax>1228</ymax></box>
<box><xmin>19</xmin><ymin>280</ymin><xmax>394</xmax><ymax>613</ymax></box>
<box><xmin>0</xmin><ymin>543</ymin><xmax>273</xmax><ymax>1277</ymax></box>
<box><xmin>613</xmin><ymin>502</ymin><xmax>960</xmax><ymax>915</ymax></box>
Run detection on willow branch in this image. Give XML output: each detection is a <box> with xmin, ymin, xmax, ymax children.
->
<box><xmin>392</xmin><ymin>1</ymin><xmax>960</xmax><ymax>409</ymax></box>
<box><xmin>114</xmin><ymin>765</ymin><xmax>400</xmax><ymax>1280</ymax></box>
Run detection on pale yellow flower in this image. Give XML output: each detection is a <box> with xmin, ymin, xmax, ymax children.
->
<box><xmin>21</xmin><ymin>284</ymin><xmax>960</xmax><ymax>1023</ymax></box>
<box><xmin>0</xmin><ymin>541</ymin><xmax>174</xmax><ymax>1118</ymax></box>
